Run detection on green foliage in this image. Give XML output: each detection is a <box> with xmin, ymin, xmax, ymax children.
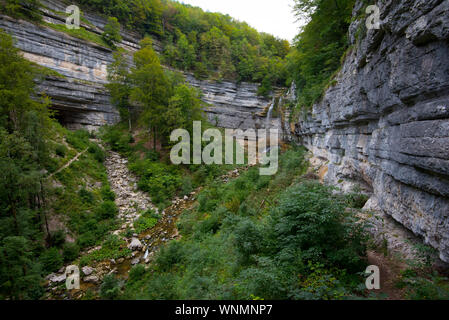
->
<box><xmin>101</xmin><ymin>185</ymin><xmax>116</xmax><ymax>201</ymax></box>
<box><xmin>287</xmin><ymin>0</ymin><xmax>356</xmax><ymax>109</ymax></box>
<box><xmin>88</xmin><ymin>143</ymin><xmax>105</xmax><ymax>163</ymax></box>
<box><xmin>96</xmin><ymin>201</ymin><xmax>118</xmax><ymax>220</ymax></box>
<box><xmin>74</xmin><ymin>0</ymin><xmax>289</xmax><ymax>89</ymax></box>
<box><xmin>132</xmin><ymin>160</ymin><xmax>182</xmax><ymax>206</ymax></box>
<box><xmin>43</xmin><ymin>22</ymin><xmax>109</xmax><ymax>48</ymax></box>
<box><xmin>66</xmin><ymin>129</ymin><xmax>90</xmax><ymax>151</ymax></box>
<box><xmin>100</xmin><ymin>274</ymin><xmax>121</xmax><ymax>300</ymax></box>
<box><xmin>80</xmin><ymin>235</ymin><xmax>131</xmax><ymax>266</ymax></box>
<box><xmin>102</xmin><ymin>17</ymin><xmax>122</xmax><ymax>48</ymax></box>
<box><xmin>129</xmin><ymin>265</ymin><xmax>146</xmax><ymax>283</ymax></box>
<box><xmin>40</xmin><ymin>247</ymin><xmax>63</xmax><ymax>273</ymax></box>
<box><xmin>62</xmin><ymin>243</ymin><xmax>80</xmax><ymax>262</ymax></box>
<box><xmin>0</xmin><ymin>29</ymin><xmax>54</xmax><ymax>299</ymax></box>
<box><xmin>134</xmin><ymin>210</ymin><xmax>160</xmax><ymax>233</ymax></box>
<box><xmin>55</xmin><ymin>144</ymin><xmax>67</xmax><ymax>157</ymax></box>
<box><xmin>1</xmin><ymin>0</ymin><xmax>42</xmax><ymax>21</ymax></box>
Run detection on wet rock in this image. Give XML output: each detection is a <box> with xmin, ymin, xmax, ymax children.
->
<box><xmin>131</xmin><ymin>258</ymin><xmax>140</xmax><ymax>265</ymax></box>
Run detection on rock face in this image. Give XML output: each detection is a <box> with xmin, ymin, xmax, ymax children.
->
<box><xmin>0</xmin><ymin>0</ymin><xmax>281</xmax><ymax>133</ymax></box>
<box><xmin>294</xmin><ymin>0</ymin><xmax>449</xmax><ymax>262</ymax></box>
<box><xmin>185</xmin><ymin>74</ymin><xmax>282</xmax><ymax>132</ymax></box>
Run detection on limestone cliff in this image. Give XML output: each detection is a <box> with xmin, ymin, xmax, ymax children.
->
<box><xmin>293</xmin><ymin>0</ymin><xmax>449</xmax><ymax>262</ymax></box>
<box><xmin>0</xmin><ymin>0</ymin><xmax>278</xmax><ymax>131</ymax></box>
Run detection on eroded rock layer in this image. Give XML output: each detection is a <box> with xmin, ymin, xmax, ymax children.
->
<box><xmin>294</xmin><ymin>0</ymin><xmax>449</xmax><ymax>262</ymax></box>
<box><xmin>0</xmin><ymin>0</ymin><xmax>279</xmax><ymax>131</ymax></box>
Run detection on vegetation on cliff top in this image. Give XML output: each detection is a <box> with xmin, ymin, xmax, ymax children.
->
<box><xmin>287</xmin><ymin>0</ymin><xmax>356</xmax><ymax>110</ymax></box>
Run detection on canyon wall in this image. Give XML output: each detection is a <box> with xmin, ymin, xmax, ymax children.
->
<box><xmin>294</xmin><ymin>0</ymin><xmax>449</xmax><ymax>262</ymax></box>
<box><xmin>0</xmin><ymin>0</ymin><xmax>278</xmax><ymax>131</ymax></box>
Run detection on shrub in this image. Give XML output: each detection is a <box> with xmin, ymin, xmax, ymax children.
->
<box><xmin>62</xmin><ymin>243</ymin><xmax>80</xmax><ymax>262</ymax></box>
<box><xmin>100</xmin><ymin>274</ymin><xmax>121</xmax><ymax>300</ymax></box>
<box><xmin>88</xmin><ymin>143</ymin><xmax>105</xmax><ymax>163</ymax></box>
<box><xmin>48</xmin><ymin>230</ymin><xmax>66</xmax><ymax>248</ymax></box>
<box><xmin>181</xmin><ymin>176</ymin><xmax>193</xmax><ymax>196</ymax></box>
<box><xmin>78</xmin><ymin>188</ymin><xmax>94</xmax><ymax>204</ymax></box>
<box><xmin>129</xmin><ymin>265</ymin><xmax>146</xmax><ymax>283</ymax></box>
<box><xmin>66</xmin><ymin>130</ymin><xmax>90</xmax><ymax>150</ymax></box>
<box><xmin>55</xmin><ymin>144</ymin><xmax>67</xmax><ymax>157</ymax></box>
<box><xmin>102</xmin><ymin>17</ymin><xmax>122</xmax><ymax>48</ymax></box>
<box><xmin>101</xmin><ymin>125</ymin><xmax>132</xmax><ymax>153</ymax></box>
<box><xmin>80</xmin><ymin>235</ymin><xmax>131</xmax><ymax>266</ymax></box>
<box><xmin>270</xmin><ymin>182</ymin><xmax>367</xmax><ymax>272</ymax></box>
<box><xmin>156</xmin><ymin>241</ymin><xmax>186</xmax><ymax>272</ymax></box>
<box><xmin>76</xmin><ymin>231</ymin><xmax>96</xmax><ymax>249</ymax></box>
<box><xmin>40</xmin><ymin>247</ymin><xmax>63</xmax><ymax>273</ymax></box>
<box><xmin>101</xmin><ymin>185</ymin><xmax>116</xmax><ymax>201</ymax></box>
<box><xmin>134</xmin><ymin>210</ymin><xmax>159</xmax><ymax>234</ymax></box>
<box><xmin>96</xmin><ymin>201</ymin><xmax>118</xmax><ymax>220</ymax></box>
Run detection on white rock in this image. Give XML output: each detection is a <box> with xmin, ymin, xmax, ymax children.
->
<box><xmin>82</xmin><ymin>266</ymin><xmax>94</xmax><ymax>276</ymax></box>
<box><xmin>49</xmin><ymin>274</ymin><xmax>66</xmax><ymax>284</ymax></box>
<box><xmin>128</xmin><ymin>238</ymin><xmax>143</xmax><ymax>251</ymax></box>
<box><xmin>83</xmin><ymin>275</ymin><xmax>100</xmax><ymax>284</ymax></box>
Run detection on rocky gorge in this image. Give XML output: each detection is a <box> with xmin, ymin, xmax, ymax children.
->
<box><xmin>1</xmin><ymin>0</ymin><xmax>448</xmax><ymax>268</ymax></box>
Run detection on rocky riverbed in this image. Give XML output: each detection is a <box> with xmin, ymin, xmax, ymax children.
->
<box><xmin>42</xmin><ymin>150</ymin><xmax>249</xmax><ymax>300</ymax></box>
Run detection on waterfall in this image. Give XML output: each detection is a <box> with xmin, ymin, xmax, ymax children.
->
<box><xmin>143</xmin><ymin>248</ymin><xmax>149</xmax><ymax>260</ymax></box>
<box><xmin>266</xmin><ymin>97</ymin><xmax>275</xmax><ymax>129</ymax></box>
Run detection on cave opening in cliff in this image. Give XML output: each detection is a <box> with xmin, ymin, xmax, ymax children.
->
<box><xmin>52</xmin><ymin>108</ymin><xmax>85</xmax><ymax>130</ymax></box>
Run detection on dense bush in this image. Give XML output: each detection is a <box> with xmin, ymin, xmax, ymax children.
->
<box><xmin>100</xmin><ymin>274</ymin><xmax>121</xmax><ymax>300</ymax></box>
<box><xmin>96</xmin><ymin>201</ymin><xmax>118</xmax><ymax>220</ymax></box>
<box><xmin>55</xmin><ymin>144</ymin><xmax>67</xmax><ymax>157</ymax></box>
<box><xmin>62</xmin><ymin>243</ymin><xmax>80</xmax><ymax>262</ymax></box>
<box><xmin>40</xmin><ymin>248</ymin><xmax>64</xmax><ymax>273</ymax></box>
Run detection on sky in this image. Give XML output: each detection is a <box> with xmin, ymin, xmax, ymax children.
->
<box><xmin>177</xmin><ymin>0</ymin><xmax>302</xmax><ymax>42</ymax></box>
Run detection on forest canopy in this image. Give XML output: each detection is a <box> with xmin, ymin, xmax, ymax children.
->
<box><xmin>75</xmin><ymin>0</ymin><xmax>290</xmax><ymax>94</ymax></box>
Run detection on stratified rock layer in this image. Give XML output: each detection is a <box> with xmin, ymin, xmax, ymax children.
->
<box><xmin>294</xmin><ymin>0</ymin><xmax>449</xmax><ymax>262</ymax></box>
<box><xmin>0</xmin><ymin>0</ymin><xmax>279</xmax><ymax>131</ymax></box>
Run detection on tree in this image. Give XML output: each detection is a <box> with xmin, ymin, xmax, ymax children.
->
<box><xmin>102</xmin><ymin>17</ymin><xmax>122</xmax><ymax>48</ymax></box>
<box><xmin>163</xmin><ymin>84</ymin><xmax>204</xmax><ymax>140</ymax></box>
<box><xmin>177</xmin><ymin>33</ymin><xmax>195</xmax><ymax>71</ymax></box>
<box><xmin>130</xmin><ymin>37</ymin><xmax>169</xmax><ymax>150</ymax></box>
<box><xmin>0</xmin><ymin>29</ymin><xmax>54</xmax><ymax>300</ymax></box>
<box><xmin>288</xmin><ymin>0</ymin><xmax>356</xmax><ymax>107</ymax></box>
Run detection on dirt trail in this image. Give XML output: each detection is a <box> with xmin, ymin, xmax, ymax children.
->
<box><xmin>46</xmin><ymin>148</ymin><xmax>88</xmax><ymax>180</ymax></box>
<box><xmin>367</xmin><ymin>250</ymin><xmax>406</xmax><ymax>300</ymax></box>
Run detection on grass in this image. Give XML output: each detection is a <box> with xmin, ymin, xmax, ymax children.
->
<box><xmin>43</xmin><ymin>22</ymin><xmax>110</xmax><ymax>48</ymax></box>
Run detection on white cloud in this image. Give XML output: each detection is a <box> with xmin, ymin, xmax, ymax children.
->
<box><xmin>177</xmin><ymin>0</ymin><xmax>302</xmax><ymax>42</ymax></box>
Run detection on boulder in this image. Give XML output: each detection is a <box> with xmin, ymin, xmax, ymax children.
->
<box><xmin>83</xmin><ymin>275</ymin><xmax>100</xmax><ymax>284</ymax></box>
<box><xmin>82</xmin><ymin>266</ymin><xmax>94</xmax><ymax>276</ymax></box>
<box><xmin>128</xmin><ymin>238</ymin><xmax>143</xmax><ymax>251</ymax></box>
